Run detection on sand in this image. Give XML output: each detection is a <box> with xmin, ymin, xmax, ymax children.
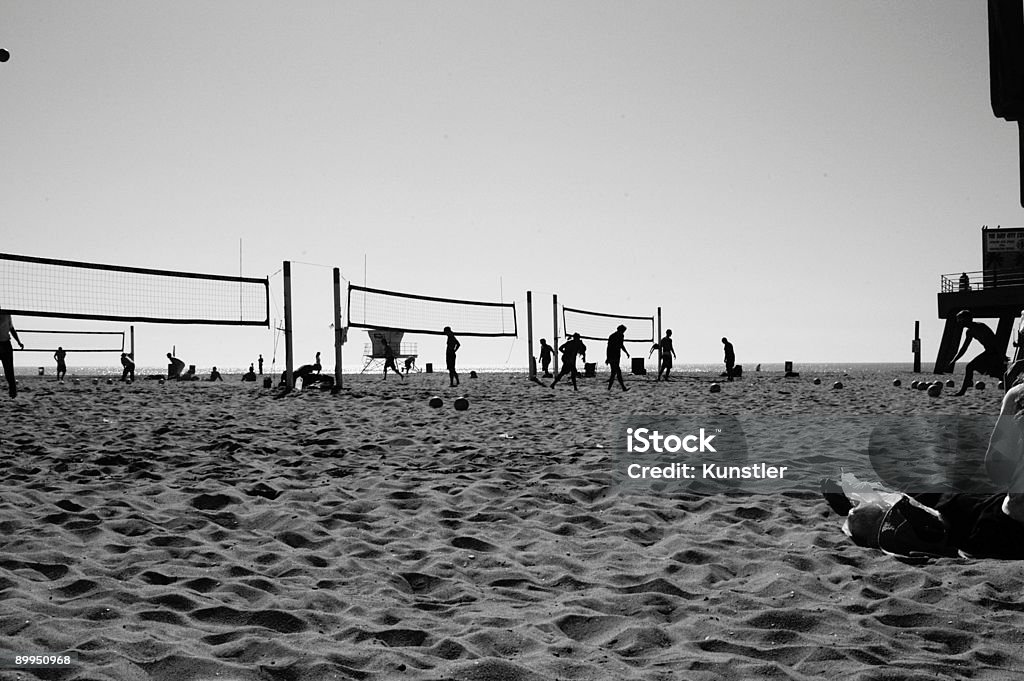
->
<box><xmin>0</xmin><ymin>370</ymin><xmax>1020</xmax><ymax>681</ymax></box>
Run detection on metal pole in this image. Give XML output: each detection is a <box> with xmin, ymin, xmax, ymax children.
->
<box><xmin>657</xmin><ymin>307</ymin><xmax>662</xmax><ymax>379</ymax></box>
<box><xmin>333</xmin><ymin>268</ymin><xmax>344</xmax><ymax>391</ymax></box>
<box><xmin>526</xmin><ymin>291</ymin><xmax>535</xmax><ymax>379</ymax></box>
<box><xmin>283</xmin><ymin>261</ymin><xmax>294</xmax><ymax>389</ymax></box>
<box><xmin>913</xmin><ymin>321</ymin><xmax>921</xmax><ymax>373</ymax></box>
<box><xmin>130</xmin><ymin>325</ymin><xmax>135</xmax><ymax>359</ymax></box>
<box><xmin>552</xmin><ymin>293</ymin><xmax>559</xmax><ymax>376</ymax></box>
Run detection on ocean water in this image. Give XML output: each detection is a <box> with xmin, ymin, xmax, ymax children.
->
<box><xmin>13</xmin><ymin>362</ymin><xmax>924</xmax><ymax>377</ymax></box>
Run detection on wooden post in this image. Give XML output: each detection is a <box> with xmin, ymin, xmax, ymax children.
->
<box><xmin>333</xmin><ymin>268</ymin><xmax>344</xmax><ymax>391</ymax></box>
<box><xmin>526</xmin><ymin>291</ymin><xmax>535</xmax><ymax>378</ymax></box>
<box><xmin>552</xmin><ymin>293</ymin><xmax>559</xmax><ymax>376</ymax></box>
<box><xmin>283</xmin><ymin>260</ymin><xmax>294</xmax><ymax>389</ymax></box>
<box><xmin>913</xmin><ymin>321</ymin><xmax>921</xmax><ymax>373</ymax></box>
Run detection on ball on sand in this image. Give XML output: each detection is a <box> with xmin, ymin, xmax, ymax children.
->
<box><xmin>92</xmin><ymin>378</ymin><xmax>98</xmax><ymax>385</ymax></box>
<box><xmin>927</xmin><ymin>383</ymin><xmax>942</xmax><ymax>397</ymax></box>
<box><xmin>106</xmin><ymin>378</ymin><xmax>113</xmax><ymax>385</ymax></box>
<box><xmin>0</xmin><ymin>49</ymin><xmax>9</xmax><ymax>63</ymax></box>
<box><xmin>428</xmin><ymin>396</ymin><xmax>443</xmax><ymax>408</ymax></box>
<box><xmin>813</xmin><ymin>378</ymin><xmax>821</xmax><ymax>385</ymax></box>
<box><xmin>833</xmin><ymin>381</ymin><xmax>843</xmax><ymax>389</ymax></box>
<box><xmin>911</xmin><ymin>380</ymin><xmax>919</xmax><ymax>389</ymax></box>
<box><xmin>454</xmin><ymin>397</ymin><xmax>470</xmax><ymax>411</ymax></box>
<box><xmin>72</xmin><ymin>378</ymin><xmax>80</xmax><ymax>385</ymax></box>
<box><xmin>893</xmin><ymin>378</ymin><xmax>901</xmax><ymax>387</ymax></box>
<box><xmin>709</xmin><ymin>383</ymin><xmax>721</xmax><ymax>393</ymax></box>
<box><xmin>918</xmin><ymin>382</ymin><xmax>929</xmax><ymax>391</ymax></box>
<box><xmin>945</xmin><ymin>379</ymin><xmax>955</xmax><ymax>388</ymax></box>
<box><xmin>975</xmin><ymin>381</ymin><xmax>986</xmax><ymax>390</ymax></box>
<box><xmin>158</xmin><ymin>378</ymin><xmax>165</xmax><ymax>385</ymax></box>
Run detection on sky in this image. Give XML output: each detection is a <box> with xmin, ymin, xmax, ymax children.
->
<box><xmin>2</xmin><ymin>1</ymin><xmax>1023</xmax><ymax>373</ymax></box>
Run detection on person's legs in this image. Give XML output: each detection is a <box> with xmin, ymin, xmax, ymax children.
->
<box><xmin>955</xmin><ymin>356</ymin><xmax>981</xmax><ymax>395</ymax></box>
<box><xmin>1</xmin><ymin>341</ymin><xmax>15</xmax><ymax>398</ymax></box>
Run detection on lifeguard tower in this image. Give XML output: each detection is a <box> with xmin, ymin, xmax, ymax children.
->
<box><xmin>934</xmin><ymin>226</ymin><xmax>1024</xmax><ymax>373</ymax></box>
<box><xmin>360</xmin><ymin>329</ymin><xmax>418</xmax><ymax>373</ymax></box>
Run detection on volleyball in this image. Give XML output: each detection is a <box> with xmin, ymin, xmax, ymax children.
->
<box><xmin>709</xmin><ymin>383</ymin><xmax>721</xmax><ymax>393</ymax></box>
<box><xmin>833</xmin><ymin>381</ymin><xmax>843</xmax><ymax>389</ymax></box>
<box><xmin>927</xmin><ymin>383</ymin><xmax>942</xmax><ymax>397</ymax></box>
<box><xmin>454</xmin><ymin>397</ymin><xmax>469</xmax><ymax>411</ymax></box>
<box><xmin>813</xmin><ymin>378</ymin><xmax>821</xmax><ymax>385</ymax></box>
<box><xmin>893</xmin><ymin>379</ymin><xmax>901</xmax><ymax>387</ymax></box>
<box><xmin>975</xmin><ymin>381</ymin><xmax>986</xmax><ymax>390</ymax></box>
<box><xmin>0</xmin><ymin>49</ymin><xmax>9</xmax><ymax>63</ymax></box>
<box><xmin>428</xmin><ymin>396</ymin><xmax>443</xmax><ymax>408</ymax></box>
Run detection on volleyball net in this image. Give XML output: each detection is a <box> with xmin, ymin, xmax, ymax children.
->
<box><xmin>17</xmin><ymin>329</ymin><xmax>126</xmax><ymax>353</ymax></box>
<box><xmin>562</xmin><ymin>305</ymin><xmax>655</xmax><ymax>343</ymax></box>
<box><xmin>347</xmin><ymin>284</ymin><xmax>517</xmax><ymax>337</ymax></box>
<box><xmin>0</xmin><ymin>253</ymin><xmax>269</xmax><ymax>326</ymax></box>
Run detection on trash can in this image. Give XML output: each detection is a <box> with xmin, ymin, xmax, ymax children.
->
<box><xmin>425</xmin><ymin>363</ymin><xmax>433</xmax><ymax>373</ymax></box>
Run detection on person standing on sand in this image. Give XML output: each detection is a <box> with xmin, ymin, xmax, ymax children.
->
<box><xmin>53</xmin><ymin>346</ymin><xmax>67</xmax><ymax>381</ymax></box>
<box><xmin>538</xmin><ymin>338</ymin><xmax>555</xmax><ymax>378</ymax></box>
<box><xmin>551</xmin><ymin>333</ymin><xmax>586</xmax><ymax>391</ymax></box>
<box><xmin>606</xmin><ymin>325</ymin><xmax>630</xmax><ymax>392</ymax></box>
<box><xmin>166</xmin><ymin>352</ymin><xmax>185</xmax><ymax>379</ymax></box>
<box><xmin>382</xmin><ymin>338</ymin><xmax>404</xmax><ymax>380</ymax></box>
<box><xmin>949</xmin><ymin>310</ymin><xmax>1006</xmax><ymax>396</ymax></box>
<box><xmin>258</xmin><ymin>354</ymin><xmax>263</xmax><ymax>375</ymax></box>
<box><xmin>0</xmin><ymin>311</ymin><xmax>25</xmax><ymax>398</ymax></box>
<box><xmin>120</xmin><ymin>353</ymin><xmax>135</xmax><ymax>382</ymax></box>
<box><xmin>722</xmin><ymin>337</ymin><xmax>735</xmax><ymax>382</ymax></box>
<box><xmin>444</xmin><ymin>326</ymin><xmax>461</xmax><ymax>387</ymax></box>
<box><xmin>655</xmin><ymin>330</ymin><xmax>677</xmax><ymax>381</ymax></box>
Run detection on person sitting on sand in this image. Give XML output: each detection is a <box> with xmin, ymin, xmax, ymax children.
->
<box><xmin>949</xmin><ymin>310</ymin><xmax>1006</xmax><ymax>396</ymax></box>
<box><xmin>551</xmin><ymin>333</ymin><xmax>586</xmax><ymax>391</ymax></box>
<box><xmin>208</xmin><ymin>366</ymin><xmax>223</xmax><ymax>382</ymax></box>
<box><xmin>382</xmin><ymin>338</ymin><xmax>404</xmax><ymax>381</ymax></box>
<box><xmin>822</xmin><ymin>365</ymin><xmax>1024</xmax><ymax>558</ymax></box>
<box><xmin>166</xmin><ymin>352</ymin><xmax>186</xmax><ymax>379</ymax></box>
<box><xmin>120</xmin><ymin>353</ymin><xmax>135</xmax><ymax>382</ymax></box>
<box><xmin>54</xmin><ymin>346</ymin><xmax>67</xmax><ymax>381</ymax></box>
<box><xmin>242</xmin><ymin>364</ymin><xmax>257</xmax><ymax>382</ymax></box>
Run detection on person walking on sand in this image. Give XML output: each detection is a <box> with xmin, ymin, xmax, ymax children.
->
<box><xmin>656</xmin><ymin>330</ymin><xmax>677</xmax><ymax>381</ymax></box>
<box><xmin>120</xmin><ymin>353</ymin><xmax>135</xmax><ymax>382</ymax></box>
<box><xmin>538</xmin><ymin>338</ymin><xmax>555</xmax><ymax>378</ymax></box>
<box><xmin>444</xmin><ymin>326</ymin><xmax>461</xmax><ymax>387</ymax></box>
<box><xmin>53</xmin><ymin>346</ymin><xmax>67</xmax><ymax>381</ymax></box>
<box><xmin>722</xmin><ymin>337</ymin><xmax>736</xmax><ymax>381</ymax></box>
<box><xmin>0</xmin><ymin>311</ymin><xmax>25</xmax><ymax>398</ymax></box>
<box><xmin>382</xmin><ymin>338</ymin><xmax>404</xmax><ymax>380</ymax></box>
<box><xmin>949</xmin><ymin>310</ymin><xmax>1006</xmax><ymax>396</ymax></box>
<box><xmin>551</xmin><ymin>333</ymin><xmax>586</xmax><ymax>391</ymax></box>
<box><xmin>606</xmin><ymin>325</ymin><xmax>630</xmax><ymax>392</ymax></box>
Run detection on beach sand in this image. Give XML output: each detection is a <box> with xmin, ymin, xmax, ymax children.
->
<box><xmin>0</xmin><ymin>370</ymin><xmax>1020</xmax><ymax>680</ymax></box>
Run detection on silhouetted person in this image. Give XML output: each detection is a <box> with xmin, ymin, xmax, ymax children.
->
<box><xmin>606</xmin><ymin>325</ymin><xmax>630</xmax><ymax>392</ymax></box>
<box><xmin>551</xmin><ymin>333</ymin><xmax>586</xmax><ymax>391</ymax></box>
<box><xmin>242</xmin><ymin>364</ymin><xmax>257</xmax><ymax>382</ymax></box>
<box><xmin>208</xmin><ymin>366</ymin><xmax>223</xmax><ymax>382</ymax></box>
<box><xmin>0</xmin><ymin>312</ymin><xmax>24</xmax><ymax>398</ymax></box>
<box><xmin>538</xmin><ymin>338</ymin><xmax>555</xmax><ymax>378</ymax></box>
<box><xmin>959</xmin><ymin>272</ymin><xmax>971</xmax><ymax>292</ymax></box>
<box><xmin>722</xmin><ymin>337</ymin><xmax>735</xmax><ymax>381</ymax></box>
<box><xmin>382</xmin><ymin>339</ymin><xmax>404</xmax><ymax>380</ymax></box>
<box><xmin>951</xmin><ymin>310</ymin><xmax>1006</xmax><ymax>396</ymax></box>
<box><xmin>166</xmin><ymin>353</ymin><xmax>185</xmax><ymax>379</ymax></box>
<box><xmin>286</xmin><ymin>362</ymin><xmax>321</xmax><ymax>388</ymax></box>
<box><xmin>53</xmin><ymin>346</ymin><xmax>67</xmax><ymax>381</ymax></box>
<box><xmin>656</xmin><ymin>329</ymin><xmax>677</xmax><ymax>381</ymax></box>
<box><xmin>120</xmin><ymin>353</ymin><xmax>135</xmax><ymax>382</ymax></box>
<box><xmin>258</xmin><ymin>354</ymin><xmax>264</xmax><ymax>375</ymax></box>
<box><xmin>444</xmin><ymin>326</ymin><xmax>461</xmax><ymax>387</ymax></box>
<box><xmin>404</xmin><ymin>356</ymin><xmax>417</xmax><ymax>375</ymax></box>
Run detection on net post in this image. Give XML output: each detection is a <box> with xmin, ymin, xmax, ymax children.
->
<box><xmin>283</xmin><ymin>261</ymin><xmax>294</xmax><ymax>389</ymax></box>
<box><xmin>526</xmin><ymin>291</ymin><xmax>535</xmax><ymax>379</ymax></box>
<box><xmin>552</xmin><ymin>293</ymin><xmax>559</xmax><ymax>376</ymax></box>
<box><xmin>130</xmin><ymin>325</ymin><xmax>135</xmax><ymax>359</ymax></box>
<box><xmin>913</xmin><ymin>320</ymin><xmax>921</xmax><ymax>373</ymax></box>
<box><xmin>333</xmin><ymin>268</ymin><xmax>344</xmax><ymax>391</ymax></box>
<box><xmin>657</xmin><ymin>307</ymin><xmax>662</xmax><ymax>374</ymax></box>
